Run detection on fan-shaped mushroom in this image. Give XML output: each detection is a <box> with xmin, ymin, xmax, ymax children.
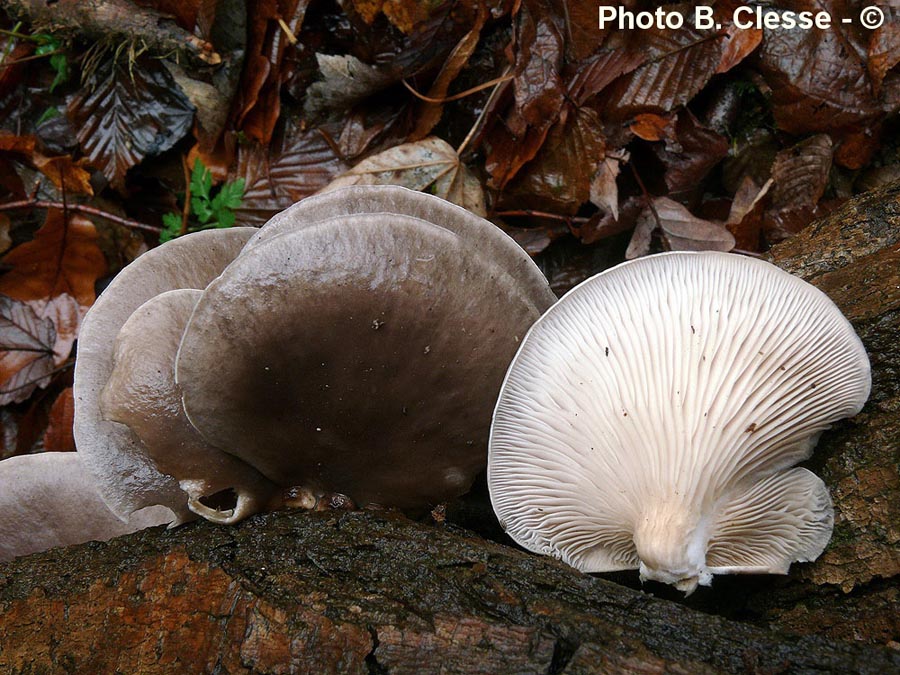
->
<box><xmin>76</xmin><ymin>186</ymin><xmax>555</xmax><ymax>522</ymax></box>
<box><xmin>0</xmin><ymin>452</ymin><xmax>172</xmax><ymax>563</ymax></box>
<box><xmin>488</xmin><ymin>251</ymin><xmax>870</xmax><ymax>593</ymax></box>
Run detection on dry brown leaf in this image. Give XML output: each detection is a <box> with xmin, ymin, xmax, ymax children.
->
<box><xmin>0</xmin><ymin>214</ymin><xmax>10</xmax><ymax>256</ymax></box>
<box><xmin>513</xmin><ymin>0</ymin><xmax>565</xmax><ymax>127</ymax></box>
<box><xmin>625</xmin><ymin>207</ymin><xmax>655</xmax><ymax>259</ymax></box>
<box><xmin>0</xmin><ymin>295</ymin><xmax>56</xmax><ymax>406</ymax></box>
<box><xmin>630</xmin><ymin>114</ymin><xmax>673</xmax><ymax>142</ymax></box>
<box><xmin>304</xmin><ymin>54</ymin><xmax>396</xmax><ymax>122</ymax></box>
<box><xmin>32</xmin><ymin>153</ymin><xmax>94</xmax><ymax>196</ymax></box>
<box><xmin>716</xmin><ymin>24</ymin><xmax>762</xmax><ymax>74</ymax></box>
<box><xmin>409</xmin><ymin>6</ymin><xmax>487</xmax><ymax>141</ymax></box>
<box><xmin>0</xmin><ymin>132</ymin><xmax>35</xmax><ymax>156</ymax></box>
<box><xmin>43</xmin><ymin>386</ymin><xmax>76</xmax><ymax>452</ymax></box>
<box><xmin>648</xmin><ymin>197</ymin><xmax>736</xmax><ymax>253</ymax></box>
<box><xmin>0</xmin><ymin>210</ymin><xmax>106</xmax><ymax>312</ymax></box>
<box><xmin>655</xmin><ymin>111</ymin><xmax>729</xmax><ymax>197</ymax></box>
<box><xmin>728</xmin><ymin>177</ymin><xmax>773</xmax><ymax>227</ymax></box>
<box><xmin>590</xmin><ymin>152</ymin><xmax>627</xmax><ymax>221</ymax></box>
<box><xmin>766</xmin><ymin>134</ymin><xmax>834</xmax><ymax>240</ymax></box>
<box><xmin>321</xmin><ymin>137</ymin><xmax>486</xmax><ymax>216</ymax></box>
<box><xmin>232</xmin><ymin>122</ymin><xmax>349</xmax><ymax>226</ymax></box>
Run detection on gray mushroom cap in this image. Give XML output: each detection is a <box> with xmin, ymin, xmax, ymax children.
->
<box><xmin>73</xmin><ymin>228</ymin><xmax>256</xmax><ymax>521</ymax></box>
<box><xmin>0</xmin><ymin>452</ymin><xmax>172</xmax><ymax>563</ymax></box>
<box><xmin>489</xmin><ymin>251</ymin><xmax>870</xmax><ymax>593</ymax></box>
<box><xmin>100</xmin><ymin>289</ymin><xmax>279</xmax><ymax>524</ymax></box>
<box><xmin>177</xmin><ymin>211</ymin><xmax>547</xmax><ymax>509</ymax></box>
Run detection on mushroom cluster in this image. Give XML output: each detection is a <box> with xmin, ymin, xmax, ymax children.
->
<box><xmin>71</xmin><ymin>185</ymin><xmax>555</xmax><ymax>527</ymax></box>
<box><xmin>488</xmin><ymin>251</ymin><xmax>870</xmax><ymax>593</ymax></box>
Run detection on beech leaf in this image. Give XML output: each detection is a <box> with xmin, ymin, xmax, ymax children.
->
<box><xmin>644</xmin><ymin>197</ymin><xmax>736</xmax><ymax>253</ymax></box>
<box><xmin>0</xmin><ymin>295</ymin><xmax>56</xmax><ymax>406</ymax></box>
<box><xmin>304</xmin><ymin>54</ymin><xmax>396</xmax><ymax>122</ymax></box>
<box><xmin>321</xmin><ymin>137</ymin><xmax>486</xmax><ymax>216</ymax></box>
<box><xmin>232</xmin><ymin>122</ymin><xmax>349</xmax><ymax>226</ymax></box>
<box><xmin>67</xmin><ymin>57</ymin><xmax>194</xmax><ymax>191</ymax></box>
<box><xmin>590</xmin><ymin>152</ymin><xmax>628</xmax><ymax>221</ymax></box>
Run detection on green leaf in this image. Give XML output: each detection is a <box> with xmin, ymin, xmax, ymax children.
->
<box><xmin>215</xmin><ymin>210</ymin><xmax>236</xmax><ymax>228</ymax></box>
<box><xmin>191</xmin><ymin>195</ymin><xmax>213</xmax><ymax>224</ymax></box>
<box><xmin>214</xmin><ymin>178</ymin><xmax>245</xmax><ymax>211</ymax></box>
<box><xmin>190</xmin><ymin>158</ymin><xmax>212</xmax><ymax>200</ymax></box>
<box><xmin>36</xmin><ymin>106</ymin><xmax>60</xmax><ymax>126</ymax></box>
<box><xmin>160</xmin><ymin>212</ymin><xmax>183</xmax><ymax>243</ymax></box>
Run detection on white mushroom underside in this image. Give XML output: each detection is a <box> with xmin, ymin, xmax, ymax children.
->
<box><xmin>489</xmin><ymin>251</ymin><xmax>870</xmax><ymax>586</ymax></box>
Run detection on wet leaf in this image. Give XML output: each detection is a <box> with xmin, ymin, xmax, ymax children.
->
<box><xmin>654</xmin><ymin>110</ymin><xmax>729</xmax><ymax>197</ymax></box>
<box><xmin>234</xmin><ymin>0</ymin><xmax>310</xmax><ymax>143</ymax></box>
<box><xmin>0</xmin><ymin>209</ymin><xmax>106</xmax><ymax>312</ymax></box>
<box><xmin>0</xmin><ymin>215</ymin><xmax>10</xmax><ymax>255</ymax></box>
<box><xmin>726</xmin><ymin>176</ymin><xmax>772</xmax><ymax>251</ymax></box>
<box><xmin>567</xmin><ymin>48</ymin><xmax>646</xmax><ymax>106</ymax></box>
<box><xmin>604</xmin><ymin>5</ymin><xmax>724</xmax><ymax>117</ymax></box>
<box><xmin>644</xmin><ymin>197</ymin><xmax>736</xmax><ymax>253</ymax></box>
<box><xmin>321</xmin><ymin>136</ymin><xmax>486</xmax><ymax>216</ymax></box>
<box><xmin>630</xmin><ymin>113</ymin><xmax>673</xmax><ymax>142</ymax></box>
<box><xmin>563</xmin><ymin>0</ymin><xmax>610</xmax><ymax>61</ymax></box>
<box><xmin>868</xmin><ymin>8</ymin><xmax>900</xmax><ymax>95</ymax></box>
<box><xmin>409</xmin><ymin>6</ymin><xmax>487</xmax><ymax>141</ymax></box>
<box><xmin>232</xmin><ymin>122</ymin><xmax>349</xmax><ymax>226</ymax></box>
<box><xmin>67</xmin><ymin>56</ymin><xmax>195</xmax><ymax>191</ymax></box>
<box><xmin>0</xmin><ymin>295</ymin><xmax>56</xmax><ymax>406</ymax></box>
<box><xmin>576</xmin><ymin>195</ymin><xmax>642</xmax><ymax>246</ymax></box>
<box><xmin>43</xmin><ymin>386</ymin><xmax>76</xmax><ymax>452</ymax></box>
<box><xmin>756</xmin><ymin>1</ymin><xmax>884</xmax><ymax>135</ymax></box>
<box><xmin>716</xmin><ymin>24</ymin><xmax>762</xmax><ymax>74</ymax></box>
<box><xmin>766</xmin><ymin>134</ymin><xmax>834</xmax><ymax>240</ymax></box>
<box><xmin>304</xmin><ymin>54</ymin><xmax>397</xmax><ymax>122</ymax></box>
<box><xmin>504</xmin><ymin>106</ymin><xmax>605</xmax><ymax>215</ymax></box>
<box><xmin>513</xmin><ymin>0</ymin><xmax>565</xmax><ymax>127</ymax></box>
<box><xmin>32</xmin><ymin>153</ymin><xmax>94</xmax><ymax>196</ymax></box>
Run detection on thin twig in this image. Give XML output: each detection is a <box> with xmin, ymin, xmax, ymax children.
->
<box><xmin>0</xmin><ymin>49</ymin><xmax>63</xmax><ymax>67</ymax></box>
<box><xmin>180</xmin><ymin>155</ymin><xmax>191</xmax><ymax>236</ymax></box>
<box><xmin>456</xmin><ymin>65</ymin><xmax>512</xmax><ymax>157</ymax></box>
<box><xmin>403</xmin><ymin>73</ymin><xmax>514</xmax><ymax>104</ymax></box>
<box><xmin>494</xmin><ymin>209</ymin><xmax>591</xmax><ymax>224</ymax></box>
<box><xmin>0</xmin><ymin>199</ymin><xmax>161</xmax><ymax>233</ymax></box>
<box><xmin>628</xmin><ymin>162</ymin><xmax>661</xmax><ymax>230</ymax></box>
<box><xmin>276</xmin><ymin>17</ymin><xmax>298</xmax><ymax>45</ymax></box>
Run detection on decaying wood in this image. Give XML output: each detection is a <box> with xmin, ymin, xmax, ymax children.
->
<box><xmin>1</xmin><ymin>0</ymin><xmax>221</xmax><ymax>65</ymax></box>
<box><xmin>0</xmin><ymin>509</ymin><xmax>897</xmax><ymax>674</ymax></box>
<box><xmin>1</xmin><ymin>183</ymin><xmax>899</xmax><ymax>673</ymax></box>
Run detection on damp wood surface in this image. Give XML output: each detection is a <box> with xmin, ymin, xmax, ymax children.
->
<box><xmin>0</xmin><ymin>184</ymin><xmax>899</xmax><ymax>673</ymax></box>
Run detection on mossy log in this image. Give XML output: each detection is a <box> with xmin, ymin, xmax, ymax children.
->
<box><xmin>1</xmin><ymin>183</ymin><xmax>898</xmax><ymax>673</ymax></box>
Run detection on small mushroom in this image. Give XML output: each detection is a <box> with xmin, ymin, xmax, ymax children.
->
<box><xmin>488</xmin><ymin>251</ymin><xmax>870</xmax><ymax>593</ymax></box>
<box><xmin>0</xmin><ymin>452</ymin><xmax>172</xmax><ymax>563</ymax></box>
<box><xmin>75</xmin><ymin>186</ymin><xmax>555</xmax><ymax>522</ymax></box>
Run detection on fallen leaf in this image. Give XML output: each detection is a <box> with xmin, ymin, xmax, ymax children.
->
<box><xmin>766</xmin><ymin>134</ymin><xmax>834</xmax><ymax>240</ymax></box>
<box><xmin>0</xmin><ymin>132</ymin><xmax>35</xmax><ymax>156</ymax></box>
<box><xmin>716</xmin><ymin>24</ymin><xmax>762</xmax><ymax>74</ymax></box>
<box><xmin>32</xmin><ymin>153</ymin><xmax>94</xmax><ymax>196</ymax></box>
<box><xmin>0</xmin><ymin>209</ymin><xmax>106</xmax><ymax>312</ymax></box>
<box><xmin>654</xmin><ymin>110</ymin><xmax>729</xmax><ymax>197</ymax></box>
<box><xmin>563</xmin><ymin>0</ymin><xmax>611</xmax><ymax>60</ymax></box>
<box><xmin>0</xmin><ymin>295</ymin><xmax>56</xmax><ymax>406</ymax></box>
<box><xmin>0</xmin><ymin>214</ymin><xmax>10</xmax><ymax>255</ymax></box>
<box><xmin>630</xmin><ymin>113</ymin><xmax>673</xmax><ymax>142</ymax></box>
<box><xmin>868</xmin><ymin>7</ymin><xmax>900</xmax><ymax>94</ymax></box>
<box><xmin>604</xmin><ymin>5</ymin><xmax>724</xmax><ymax>117</ymax></box>
<box><xmin>646</xmin><ymin>197</ymin><xmax>736</xmax><ymax>253</ymax></box>
<box><xmin>575</xmin><ymin>195</ymin><xmax>643</xmax><ymax>246</ymax></box>
<box><xmin>321</xmin><ymin>136</ymin><xmax>486</xmax><ymax>216</ymax></box>
<box><xmin>232</xmin><ymin>122</ymin><xmax>349</xmax><ymax>226</ymax></box>
<box><xmin>504</xmin><ymin>106</ymin><xmax>605</xmax><ymax>215</ymax></box>
<box><xmin>513</xmin><ymin>0</ymin><xmax>565</xmax><ymax>127</ymax></box>
<box><xmin>304</xmin><ymin>54</ymin><xmax>396</xmax><ymax>122</ymax></box>
<box><xmin>67</xmin><ymin>56</ymin><xmax>195</xmax><ymax>191</ymax></box>
<box><xmin>756</xmin><ymin>1</ymin><xmax>883</xmax><ymax>135</ymax></box>
<box><xmin>590</xmin><ymin>151</ymin><xmax>627</xmax><ymax>220</ymax></box>
<box><xmin>43</xmin><ymin>386</ymin><xmax>76</xmax><ymax>452</ymax></box>
<box><xmin>409</xmin><ymin>6</ymin><xmax>487</xmax><ymax>141</ymax></box>
<box><xmin>726</xmin><ymin>176</ymin><xmax>772</xmax><ymax>251</ymax></box>
<box><xmin>625</xmin><ymin>207</ymin><xmax>655</xmax><ymax>259</ymax></box>
<box><xmin>567</xmin><ymin>49</ymin><xmax>647</xmax><ymax>106</ymax></box>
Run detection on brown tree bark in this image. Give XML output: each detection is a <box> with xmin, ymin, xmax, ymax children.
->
<box><xmin>0</xmin><ymin>183</ymin><xmax>898</xmax><ymax>673</ymax></box>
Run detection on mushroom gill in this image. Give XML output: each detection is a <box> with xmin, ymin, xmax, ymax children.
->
<box><xmin>488</xmin><ymin>251</ymin><xmax>870</xmax><ymax>593</ymax></box>
<box><xmin>75</xmin><ymin>186</ymin><xmax>555</xmax><ymax>523</ymax></box>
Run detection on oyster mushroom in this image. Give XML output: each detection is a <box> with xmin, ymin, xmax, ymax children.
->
<box><xmin>488</xmin><ymin>251</ymin><xmax>870</xmax><ymax>593</ymax></box>
<box><xmin>76</xmin><ymin>186</ymin><xmax>555</xmax><ymax>522</ymax></box>
<box><xmin>0</xmin><ymin>452</ymin><xmax>172</xmax><ymax>563</ymax></box>
<box><xmin>74</xmin><ymin>227</ymin><xmax>258</xmax><ymax>522</ymax></box>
